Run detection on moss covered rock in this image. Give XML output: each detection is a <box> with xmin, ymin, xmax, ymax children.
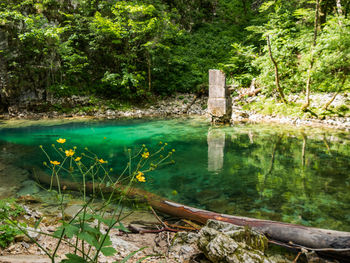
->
<box><xmin>198</xmin><ymin>220</ymin><xmax>272</xmax><ymax>263</ymax></box>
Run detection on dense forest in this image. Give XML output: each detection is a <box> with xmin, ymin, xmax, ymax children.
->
<box><xmin>0</xmin><ymin>0</ymin><xmax>349</xmax><ymax>113</ymax></box>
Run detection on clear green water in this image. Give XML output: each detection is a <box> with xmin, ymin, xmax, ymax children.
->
<box><xmin>0</xmin><ymin>117</ymin><xmax>350</xmax><ymax>231</ymax></box>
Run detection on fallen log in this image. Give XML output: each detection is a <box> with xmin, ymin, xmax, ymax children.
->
<box><xmin>31</xmin><ymin>168</ymin><xmax>350</xmax><ymax>260</ymax></box>
<box><xmin>239</xmin><ymin>88</ymin><xmax>262</xmax><ymax>99</ymax></box>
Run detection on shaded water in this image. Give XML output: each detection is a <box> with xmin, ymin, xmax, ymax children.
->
<box><xmin>0</xmin><ymin>117</ymin><xmax>349</xmax><ymax>231</ymax></box>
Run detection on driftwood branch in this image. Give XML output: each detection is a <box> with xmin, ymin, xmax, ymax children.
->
<box><xmin>31</xmin><ymin>168</ymin><xmax>350</xmax><ymax>260</ymax></box>
<box><xmin>128</xmin><ymin>224</ymin><xmax>180</xmax><ymax>234</ymax></box>
<box><xmin>238</xmin><ymin>88</ymin><xmax>262</xmax><ymax>100</ymax></box>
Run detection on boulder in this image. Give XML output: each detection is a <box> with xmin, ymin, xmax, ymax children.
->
<box><xmin>170</xmin><ymin>220</ymin><xmax>289</xmax><ymax>263</ymax></box>
<box><xmin>198</xmin><ymin>220</ymin><xmax>271</xmax><ymax>263</ymax></box>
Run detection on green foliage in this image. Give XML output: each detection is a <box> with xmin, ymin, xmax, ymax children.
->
<box><xmin>0</xmin><ymin>198</ymin><xmax>25</xmax><ymax>220</ymax></box>
<box><xmin>3</xmin><ymin>139</ymin><xmax>175</xmax><ymax>262</ymax></box>
<box><xmin>221</xmin><ymin>43</ymin><xmax>257</xmax><ymax>87</ymax></box>
<box><xmin>0</xmin><ymin>0</ymin><xmax>256</xmax><ymax>104</ymax></box>
<box><xmin>223</xmin><ymin>0</ymin><xmax>349</xmax><ymax>102</ymax></box>
<box><xmin>0</xmin><ymin>199</ymin><xmax>25</xmax><ymax>248</ymax></box>
<box><xmin>243</xmin><ymin>95</ymin><xmax>350</xmax><ymax>118</ymax></box>
<box><xmin>0</xmin><ymin>222</ymin><xmax>22</xmax><ymax>248</ymax></box>
<box><xmin>1</xmin><ymin>0</ymin><xmax>348</xmax><ymax>109</ymax></box>
<box><xmin>313</xmin><ymin>16</ymin><xmax>350</xmax><ymax>92</ymax></box>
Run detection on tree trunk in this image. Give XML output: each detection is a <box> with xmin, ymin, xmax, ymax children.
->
<box><xmin>241</xmin><ymin>0</ymin><xmax>247</xmax><ymax>15</ymax></box>
<box><xmin>322</xmin><ymin>77</ymin><xmax>346</xmax><ymax>110</ymax></box>
<box><xmin>336</xmin><ymin>0</ymin><xmax>343</xmax><ymax>16</ymax></box>
<box><xmin>0</xmin><ymin>28</ymin><xmax>9</xmax><ymax>112</ymax></box>
<box><xmin>302</xmin><ymin>133</ymin><xmax>307</xmax><ymax>167</ymax></box>
<box><xmin>31</xmin><ymin>167</ymin><xmax>350</xmax><ymax>260</ymax></box>
<box><xmin>266</xmin><ymin>35</ymin><xmax>287</xmax><ymax>104</ymax></box>
<box><xmin>147</xmin><ymin>52</ymin><xmax>151</xmax><ymax>92</ymax></box>
<box><xmin>302</xmin><ymin>0</ymin><xmax>320</xmax><ymax>111</ymax></box>
<box><xmin>322</xmin><ymin>91</ymin><xmax>339</xmax><ymax>111</ymax></box>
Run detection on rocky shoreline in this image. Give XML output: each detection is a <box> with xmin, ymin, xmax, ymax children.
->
<box><xmin>1</xmin><ymin>94</ymin><xmax>207</xmax><ymax>120</ymax></box>
<box><xmin>0</xmin><ymin>92</ymin><xmax>349</xmax><ymax>131</ymax></box>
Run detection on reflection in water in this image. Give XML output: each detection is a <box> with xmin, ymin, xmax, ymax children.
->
<box><xmin>0</xmin><ymin>119</ymin><xmax>350</xmax><ymax>231</ymax></box>
<box><xmin>205</xmin><ymin>125</ymin><xmax>350</xmax><ymax>231</ymax></box>
<box><xmin>207</xmin><ymin>128</ymin><xmax>225</xmax><ymax>172</ymax></box>
<box><xmin>301</xmin><ymin>133</ymin><xmax>307</xmax><ymax>167</ymax></box>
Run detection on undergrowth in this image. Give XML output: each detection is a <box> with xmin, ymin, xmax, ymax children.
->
<box><xmin>242</xmin><ymin>94</ymin><xmax>350</xmax><ymax>119</ymax></box>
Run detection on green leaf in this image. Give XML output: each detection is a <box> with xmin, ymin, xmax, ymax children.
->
<box><xmin>64</xmin><ymin>223</ymin><xmax>80</xmax><ymax>238</ymax></box>
<box><xmin>113</xmin><ymin>222</ymin><xmax>129</xmax><ymax>232</ymax></box>
<box><xmin>61</xmin><ymin>254</ymin><xmax>86</xmax><ymax>263</ymax></box>
<box><xmin>79</xmin><ymin>223</ymin><xmax>101</xmax><ymax>235</ymax></box>
<box><xmin>135</xmin><ymin>255</ymin><xmax>154</xmax><ymax>263</ymax></box>
<box><xmin>78</xmin><ymin>213</ymin><xmax>94</xmax><ymax>221</ymax></box>
<box><xmin>53</xmin><ymin>227</ymin><xmax>64</xmax><ymax>238</ymax></box>
<box><xmin>101</xmin><ymin>246</ymin><xmax>117</xmax><ymax>256</ymax></box>
<box><xmin>115</xmin><ymin>247</ymin><xmax>147</xmax><ymax>263</ymax></box>
<box><xmin>53</xmin><ymin>223</ymin><xmax>80</xmax><ymax>239</ymax></box>
<box><xmin>100</xmin><ymin>234</ymin><xmax>112</xmax><ymax>247</ymax></box>
<box><xmin>93</xmin><ymin>215</ymin><xmax>115</xmax><ymax>225</ymax></box>
<box><xmin>34</xmin><ymin>218</ymin><xmax>43</xmax><ymax>229</ymax></box>
<box><xmin>77</xmin><ymin>232</ymin><xmax>97</xmax><ymax>247</ymax></box>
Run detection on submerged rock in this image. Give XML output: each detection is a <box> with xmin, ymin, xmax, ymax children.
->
<box><xmin>17</xmin><ymin>180</ymin><xmax>40</xmax><ymax>197</ymax></box>
<box><xmin>64</xmin><ymin>204</ymin><xmax>91</xmax><ymax>219</ymax></box>
<box><xmin>0</xmin><ymin>162</ymin><xmax>29</xmax><ymax>198</ymax></box>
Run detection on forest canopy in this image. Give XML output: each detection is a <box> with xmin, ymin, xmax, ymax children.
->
<box><xmin>0</xmin><ymin>0</ymin><xmax>349</xmax><ymax>109</ymax></box>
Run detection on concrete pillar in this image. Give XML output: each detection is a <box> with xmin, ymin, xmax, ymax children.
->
<box><xmin>207</xmin><ymin>128</ymin><xmax>225</xmax><ymax>172</ymax></box>
<box><xmin>208</xmin><ymin>70</ymin><xmax>231</xmax><ymax>123</ymax></box>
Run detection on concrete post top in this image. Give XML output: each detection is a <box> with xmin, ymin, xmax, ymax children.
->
<box><xmin>208</xmin><ymin>69</ymin><xmax>231</xmax><ymax>123</ymax></box>
<box><xmin>208</xmin><ymin>70</ymin><xmax>227</xmax><ymax>99</ymax></box>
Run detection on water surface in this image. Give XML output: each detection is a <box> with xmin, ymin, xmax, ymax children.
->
<box><xmin>0</xmin><ymin>117</ymin><xmax>349</xmax><ymax>231</ymax></box>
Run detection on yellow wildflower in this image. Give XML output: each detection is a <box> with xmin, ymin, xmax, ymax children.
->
<box><xmin>65</xmin><ymin>149</ymin><xmax>75</xmax><ymax>157</ymax></box>
<box><xmin>98</xmin><ymin>159</ymin><xmax>107</xmax><ymax>164</ymax></box>
<box><xmin>141</xmin><ymin>152</ymin><xmax>150</xmax><ymax>159</ymax></box>
<box><xmin>138</xmin><ymin>177</ymin><xmax>145</xmax><ymax>182</ymax></box>
<box><xmin>103</xmin><ymin>137</ymin><xmax>107</xmax><ymax>140</ymax></box>
<box><xmin>50</xmin><ymin>160</ymin><xmax>60</xmax><ymax>166</ymax></box>
<box><xmin>74</xmin><ymin>156</ymin><xmax>82</xmax><ymax>162</ymax></box>
<box><xmin>56</xmin><ymin>138</ymin><xmax>66</xmax><ymax>144</ymax></box>
<box><xmin>172</xmin><ymin>149</ymin><xmax>175</xmax><ymax>152</ymax></box>
<box><xmin>136</xmin><ymin>171</ymin><xmax>146</xmax><ymax>182</ymax></box>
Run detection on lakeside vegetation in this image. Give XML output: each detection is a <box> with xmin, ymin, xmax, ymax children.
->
<box><xmin>0</xmin><ymin>0</ymin><xmax>348</xmax><ymax>114</ymax></box>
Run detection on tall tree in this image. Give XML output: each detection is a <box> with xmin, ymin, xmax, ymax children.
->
<box><xmin>0</xmin><ymin>28</ymin><xmax>9</xmax><ymax>112</ymax></box>
<box><xmin>266</xmin><ymin>35</ymin><xmax>287</xmax><ymax>103</ymax></box>
<box><xmin>302</xmin><ymin>0</ymin><xmax>320</xmax><ymax>111</ymax></box>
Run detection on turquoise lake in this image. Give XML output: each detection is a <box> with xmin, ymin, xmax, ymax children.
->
<box><xmin>0</xmin><ymin>117</ymin><xmax>349</xmax><ymax>231</ymax></box>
